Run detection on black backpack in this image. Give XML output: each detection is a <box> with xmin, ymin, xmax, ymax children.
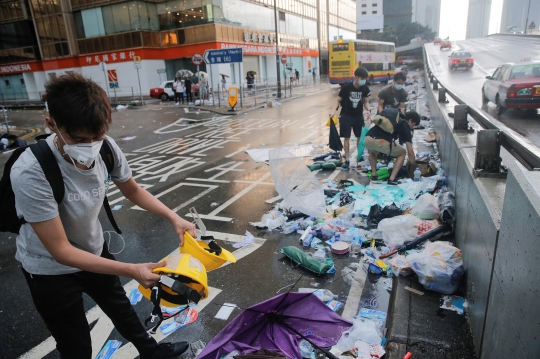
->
<box><xmin>0</xmin><ymin>138</ymin><xmax>121</xmax><ymax>234</ymax></box>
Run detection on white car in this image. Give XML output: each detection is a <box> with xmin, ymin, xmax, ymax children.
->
<box><xmin>150</xmin><ymin>81</ymin><xmax>175</xmax><ymax>102</ymax></box>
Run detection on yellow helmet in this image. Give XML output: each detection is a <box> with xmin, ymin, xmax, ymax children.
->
<box><xmin>139</xmin><ymin>252</ymin><xmax>209</xmax><ymax>307</ymax></box>
<box><xmin>180</xmin><ymin>232</ymin><xmax>237</xmax><ymax>271</ymax></box>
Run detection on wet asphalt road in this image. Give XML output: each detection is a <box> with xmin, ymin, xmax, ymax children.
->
<box><xmin>0</xmin><ymin>86</ymin><xmax>387</xmax><ymax>359</ymax></box>
<box><xmin>425</xmin><ymin>35</ymin><xmax>540</xmax><ymax>145</ymax></box>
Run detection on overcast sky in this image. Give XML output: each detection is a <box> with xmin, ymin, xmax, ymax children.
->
<box><xmin>438</xmin><ymin>0</ymin><xmax>504</xmax><ymax>40</ymax></box>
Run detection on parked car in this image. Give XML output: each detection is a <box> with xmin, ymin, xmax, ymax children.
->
<box><xmin>506</xmin><ymin>25</ymin><xmax>523</xmax><ymax>34</ymax></box>
<box><xmin>433</xmin><ymin>37</ymin><xmax>442</xmax><ymax>44</ymax></box>
<box><xmin>395</xmin><ymin>65</ymin><xmax>409</xmax><ymax>76</ymax></box>
<box><xmin>482</xmin><ymin>61</ymin><xmax>540</xmax><ymax>114</ymax></box>
<box><xmin>448</xmin><ymin>51</ymin><xmax>474</xmax><ymax>71</ymax></box>
<box><xmin>150</xmin><ymin>80</ymin><xmax>199</xmax><ymax>101</ymax></box>
<box><xmin>440</xmin><ymin>40</ymin><xmax>452</xmax><ymax>50</ymax></box>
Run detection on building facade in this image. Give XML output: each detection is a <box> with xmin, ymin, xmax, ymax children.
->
<box><xmin>356</xmin><ymin>0</ymin><xmax>383</xmax><ymax>37</ymax></box>
<box><xmin>500</xmin><ymin>0</ymin><xmax>539</xmax><ymax>33</ymax></box>
<box><xmin>383</xmin><ymin>0</ymin><xmax>412</xmax><ymax>30</ymax></box>
<box><xmin>412</xmin><ymin>0</ymin><xmax>440</xmax><ymax>34</ymax></box>
<box><xmin>0</xmin><ymin>0</ymin><xmax>355</xmax><ymax>100</ymax></box>
<box><xmin>466</xmin><ymin>0</ymin><xmax>491</xmax><ymax>39</ymax></box>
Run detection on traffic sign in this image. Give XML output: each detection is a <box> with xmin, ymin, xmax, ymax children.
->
<box><xmin>228</xmin><ymin>87</ymin><xmax>238</xmax><ymax>109</ymax></box>
<box><xmin>192</xmin><ymin>53</ymin><xmax>204</xmax><ymax>66</ymax></box>
<box><xmin>203</xmin><ymin>48</ymin><xmax>243</xmax><ymax>64</ymax></box>
<box><xmin>281</xmin><ymin>54</ymin><xmax>287</xmax><ymax>64</ymax></box>
<box><xmin>286</xmin><ymin>62</ymin><xmax>293</xmax><ymax>67</ymax></box>
<box><xmin>133</xmin><ymin>56</ymin><xmax>141</xmax><ymax>63</ymax></box>
<box><xmin>134</xmin><ymin>62</ymin><xmax>142</xmax><ymax>69</ymax></box>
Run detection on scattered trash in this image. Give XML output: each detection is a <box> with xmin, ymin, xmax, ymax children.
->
<box><xmin>326</xmin><ymin>299</ymin><xmax>343</xmax><ymax>312</ymax></box>
<box><xmin>408</xmin><ymin>242</ymin><xmax>465</xmax><ymax>294</ymax></box>
<box><xmin>214</xmin><ymin>303</ymin><xmax>237</xmax><ymax>320</ymax></box>
<box><xmin>160</xmin><ymin>307</ymin><xmax>198</xmax><ymax>334</ymax></box>
<box><xmin>404</xmin><ymin>352</ymin><xmax>413</xmax><ymax>359</ymax></box>
<box><xmin>232</xmin><ymin>230</ymin><xmax>254</xmax><ymax>248</ymax></box>
<box><xmin>405</xmin><ymin>286</ymin><xmax>425</xmax><ymax>296</ymax></box>
<box><xmin>112</xmin><ymin>205</ymin><xmax>123</xmax><ymax>211</ymax></box>
<box><xmin>358</xmin><ymin>308</ymin><xmax>387</xmax><ymax>322</ymax></box>
<box><xmin>128</xmin><ymin>288</ymin><xmax>143</xmax><ymax>304</ymax></box>
<box><xmin>388</xmin><ymin>255</ymin><xmax>413</xmax><ymax>276</ymax></box>
<box><xmin>121</xmin><ymin>136</ymin><xmax>136</xmax><ymax>141</ymax></box>
<box><xmin>440</xmin><ymin>295</ymin><xmax>466</xmax><ymax>315</ymax></box>
<box><xmin>210</xmin><ymin>202</ymin><xmax>218</xmax><ymax>207</ymax></box>
<box><xmin>95</xmin><ymin>340</ymin><xmax>122</xmax><ymax>359</ymax></box>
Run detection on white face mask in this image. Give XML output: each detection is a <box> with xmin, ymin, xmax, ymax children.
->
<box><xmin>63</xmin><ymin>140</ymin><xmax>103</xmax><ymax>168</ymax></box>
<box><xmin>54</xmin><ymin>122</ymin><xmax>102</xmax><ymax>168</ymax></box>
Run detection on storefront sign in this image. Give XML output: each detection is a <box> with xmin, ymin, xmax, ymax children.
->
<box><xmin>220</xmin><ymin>43</ymin><xmax>308</xmax><ymax>57</ymax></box>
<box><xmin>83</xmin><ymin>51</ymin><xmax>138</xmax><ymax>65</ymax></box>
<box><xmin>243</xmin><ymin>32</ymin><xmax>276</xmax><ymax>44</ymax></box>
<box><xmin>107</xmin><ymin>69</ymin><xmax>119</xmax><ymax>88</ymax></box>
<box><xmin>0</xmin><ymin>63</ymin><xmax>33</xmax><ymax>74</ymax></box>
<box><xmin>204</xmin><ymin>48</ymin><xmax>243</xmax><ymax>64</ymax></box>
<box><xmin>279</xmin><ymin>38</ymin><xmax>308</xmax><ymax>46</ymax></box>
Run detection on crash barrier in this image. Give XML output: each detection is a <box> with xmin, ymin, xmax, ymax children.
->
<box><xmin>208</xmin><ymin>75</ymin><xmax>327</xmax><ymax>109</ymax></box>
<box><xmin>0</xmin><ymin>86</ymin><xmax>144</xmax><ymax>107</ymax></box>
<box><xmin>423</xmin><ymin>46</ymin><xmax>540</xmax><ymax>359</ymax></box>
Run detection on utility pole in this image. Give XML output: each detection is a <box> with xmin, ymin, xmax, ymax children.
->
<box><xmin>524</xmin><ymin>0</ymin><xmax>532</xmax><ymax>34</ymax></box>
<box><xmin>274</xmin><ymin>0</ymin><xmax>281</xmax><ymax>98</ymax></box>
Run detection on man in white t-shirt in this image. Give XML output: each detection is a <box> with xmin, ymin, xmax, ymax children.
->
<box><xmin>10</xmin><ymin>73</ymin><xmax>195</xmax><ymax>359</ymax></box>
<box><xmin>174</xmin><ymin>77</ymin><xmax>184</xmax><ymax>105</ymax></box>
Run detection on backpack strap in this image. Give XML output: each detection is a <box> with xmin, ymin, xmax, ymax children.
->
<box><xmin>99</xmin><ymin>139</ymin><xmax>122</xmax><ymax>234</ymax></box>
<box><xmin>30</xmin><ymin>140</ymin><xmax>65</xmax><ymax>204</ymax></box>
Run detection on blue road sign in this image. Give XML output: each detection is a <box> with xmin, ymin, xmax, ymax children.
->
<box><xmin>203</xmin><ymin>48</ymin><xmax>243</xmax><ymax>64</ymax></box>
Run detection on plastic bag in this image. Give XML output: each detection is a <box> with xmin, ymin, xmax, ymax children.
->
<box><xmin>438</xmin><ymin>191</ymin><xmax>456</xmax><ymax>224</ymax></box>
<box><xmin>407</xmin><ymin>241</ymin><xmax>465</xmax><ymax>294</ymax></box>
<box><xmin>326</xmin><ymin>115</ymin><xmax>338</xmax><ymax>127</ymax></box>
<box><xmin>411</xmin><ymin>194</ymin><xmax>440</xmax><ymax>219</ymax></box>
<box><xmin>377</xmin><ymin>215</ymin><xmax>422</xmax><ymax>248</ymax></box>
<box><xmin>357</xmin><ymin>126</ymin><xmax>371</xmax><ymax>162</ymax></box>
<box><xmin>280</xmin><ymin>246</ymin><xmax>333</xmax><ymax>275</ymax></box>
<box><xmin>367</xmin><ymin>203</ymin><xmax>402</xmax><ymax>229</ymax></box>
<box><xmin>387</xmin><ymin>255</ymin><xmax>413</xmax><ymax>276</ymax></box>
<box><xmin>335</xmin><ymin>318</ymin><xmax>382</xmax><ymax>350</ymax></box>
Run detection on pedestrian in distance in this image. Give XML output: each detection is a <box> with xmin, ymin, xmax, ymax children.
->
<box><xmin>10</xmin><ymin>73</ymin><xmax>196</xmax><ymax>359</ymax></box>
<box><xmin>199</xmin><ymin>73</ymin><xmax>208</xmax><ymax>100</ymax></box>
<box><xmin>221</xmin><ymin>75</ymin><xmax>227</xmax><ymax>93</ymax></box>
<box><xmin>330</xmin><ymin>67</ymin><xmax>372</xmax><ymax>171</ymax></box>
<box><xmin>377</xmin><ymin>72</ymin><xmax>408</xmax><ymax>113</ymax></box>
<box><xmin>184</xmin><ymin>77</ymin><xmax>193</xmax><ymax>103</ymax></box>
<box><xmin>295</xmin><ymin>69</ymin><xmax>300</xmax><ymax>83</ymax></box>
<box><xmin>174</xmin><ymin>77</ymin><xmax>184</xmax><ymax>105</ymax></box>
<box><xmin>365</xmin><ymin>109</ymin><xmax>420</xmax><ymax>185</ymax></box>
<box><xmin>246</xmin><ymin>73</ymin><xmax>255</xmax><ymax>90</ymax></box>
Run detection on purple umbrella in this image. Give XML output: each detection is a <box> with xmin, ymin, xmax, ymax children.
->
<box><xmin>198</xmin><ymin>292</ymin><xmax>352</xmax><ymax>359</ymax></box>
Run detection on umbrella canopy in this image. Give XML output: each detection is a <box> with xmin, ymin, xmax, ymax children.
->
<box><xmin>196</xmin><ymin>71</ymin><xmax>208</xmax><ymax>78</ymax></box>
<box><xmin>247</xmin><ymin>70</ymin><xmax>257</xmax><ymax>75</ymax></box>
<box><xmin>220</xmin><ymin>73</ymin><xmax>230</xmax><ymax>77</ymax></box>
<box><xmin>198</xmin><ymin>292</ymin><xmax>352</xmax><ymax>359</ymax></box>
<box><xmin>269</xmin><ymin>147</ymin><xmax>327</xmax><ymax>218</ymax></box>
<box><xmin>328</xmin><ymin>119</ymin><xmax>343</xmax><ymax>152</ymax></box>
<box><xmin>176</xmin><ymin>69</ymin><xmax>194</xmax><ymax>78</ymax></box>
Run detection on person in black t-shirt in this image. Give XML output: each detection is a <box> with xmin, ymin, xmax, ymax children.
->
<box><xmin>330</xmin><ymin>67</ymin><xmax>371</xmax><ymax>170</ymax></box>
<box><xmin>364</xmin><ymin>111</ymin><xmax>420</xmax><ymax>185</ymax></box>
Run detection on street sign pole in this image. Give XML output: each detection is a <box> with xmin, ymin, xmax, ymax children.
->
<box><xmin>210</xmin><ymin>64</ymin><xmax>214</xmax><ymax>106</ymax></box>
<box><xmin>101</xmin><ymin>62</ymin><xmax>110</xmax><ymax>102</ymax></box>
<box><xmin>136</xmin><ymin>67</ymin><xmax>144</xmax><ymax>105</ymax></box>
<box><xmin>238</xmin><ymin>63</ymin><xmax>243</xmax><ymax>108</ymax></box>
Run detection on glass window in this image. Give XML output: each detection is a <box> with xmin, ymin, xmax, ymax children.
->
<box><xmin>372</xmin><ymin>10</ymin><xmax>377</xmax><ymax>14</ymax></box>
<box><xmin>102</xmin><ymin>6</ymin><xmax>115</xmax><ymax>34</ymax></box>
<box><xmin>73</xmin><ymin>11</ymin><xmax>85</xmax><ymax>38</ymax></box>
<box><xmin>81</xmin><ymin>8</ymin><xmax>105</xmax><ymax>37</ymax></box>
<box><xmin>372</xmin><ymin>3</ymin><xmax>377</xmax><ymax>6</ymax></box>
<box><xmin>361</xmin><ymin>4</ymin><xmax>366</xmax><ymax>7</ymax></box>
<box><xmin>128</xmin><ymin>1</ymin><xmax>140</xmax><ymax>30</ymax></box>
<box><xmin>361</xmin><ymin>11</ymin><xmax>366</xmax><ymax>14</ymax></box>
<box><xmin>111</xmin><ymin>3</ymin><xmax>131</xmax><ymax>33</ymax></box>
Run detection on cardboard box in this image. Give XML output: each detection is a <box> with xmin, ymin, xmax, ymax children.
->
<box><xmin>407</xmin><ymin>160</ymin><xmax>436</xmax><ymax>178</ymax></box>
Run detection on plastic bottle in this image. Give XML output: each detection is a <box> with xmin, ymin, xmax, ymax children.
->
<box><xmin>302</xmin><ymin>233</ymin><xmax>314</xmax><ymax>247</ymax></box>
<box><xmin>437</xmin><ymin>166</ymin><xmax>444</xmax><ymax>177</ymax></box>
<box><xmin>282</xmin><ymin>222</ymin><xmax>298</xmax><ymax>234</ymax></box>
<box><xmin>413</xmin><ymin>167</ymin><xmax>421</xmax><ymax>182</ymax></box>
<box><xmin>267</xmin><ymin>215</ymin><xmax>286</xmax><ymax>230</ymax></box>
<box><xmin>299</xmin><ymin>340</ymin><xmax>314</xmax><ymax>358</ymax></box>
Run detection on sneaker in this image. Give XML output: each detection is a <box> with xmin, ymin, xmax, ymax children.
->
<box><xmin>141</xmin><ymin>342</ymin><xmax>190</xmax><ymax>359</ymax></box>
<box><xmin>340</xmin><ymin>160</ymin><xmax>350</xmax><ymax>171</ymax></box>
<box><xmin>387</xmin><ymin>179</ymin><xmax>400</xmax><ymax>186</ymax></box>
<box><xmin>370</xmin><ymin>175</ymin><xmax>380</xmax><ymax>183</ymax></box>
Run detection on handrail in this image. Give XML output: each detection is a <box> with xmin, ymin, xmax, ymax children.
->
<box><xmin>423</xmin><ymin>45</ymin><xmax>540</xmax><ymax>170</ymax></box>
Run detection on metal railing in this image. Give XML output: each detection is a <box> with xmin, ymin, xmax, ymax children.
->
<box><xmin>423</xmin><ymin>46</ymin><xmax>540</xmax><ymax>170</ymax></box>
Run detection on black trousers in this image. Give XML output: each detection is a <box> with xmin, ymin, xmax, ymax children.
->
<box><xmin>174</xmin><ymin>90</ymin><xmax>183</xmax><ymax>103</ymax></box>
<box><xmin>185</xmin><ymin>90</ymin><xmax>193</xmax><ymax>102</ymax></box>
<box><xmin>22</xmin><ymin>245</ymin><xmax>158</xmax><ymax>359</ymax></box>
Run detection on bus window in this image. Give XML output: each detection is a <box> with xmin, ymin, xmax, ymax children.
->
<box><xmin>332</xmin><ymin>43</ymin><xmax>349</xmax><ymax>52</ymax></box>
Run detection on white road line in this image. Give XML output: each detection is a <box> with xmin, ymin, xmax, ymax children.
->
<box><xmin>341</xmin><ymin>265</ymin><xmax>367</xmax><ymax>321</ymax></box>
<box><xmin>233</xmin><ymin>180</ymin><xmax>274</xmax><ymax>185</ymax></box>
<box><xmin>131</xmin><ymin>183</ymin><xmax>217</xmax><ymax>211</ymax></box>
<box><xmin>186</xmin><ymin>178</ymin><xmax>231</xmax><ymax>183</ymax></box>
<box><xmin>328</xmin><ymin>169</ymin><xmax>341</xmax><ymax>181</ymax></box>
<box><xmin>225</xmin><ymin>146</ymin><xmax>250</xmax><ymax>158</ymax></box>
<box><xmin>265</xmin><ymin>195</ymin><xmax>282</xmax><ymax>204</ymax></box>
<box><xmin>474</xmin><ymin>62</ymin><xmax>491</xmax><ymax>75</ymax></box>
<box><xmin>18</xmin><ymin>231</ymin><xmax>267</xmax><ymax>359</ymax></box>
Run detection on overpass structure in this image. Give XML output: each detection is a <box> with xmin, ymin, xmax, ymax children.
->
<box><xmin>421</xmin><ymin>35</ymin><xmax>540</xmax><ymax>359</ymax></box>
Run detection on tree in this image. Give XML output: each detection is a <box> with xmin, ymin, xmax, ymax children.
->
<box><xmin>377</xmin><ymin>22</ymin><xmax>437</xmax><ymax>47</ymax></box>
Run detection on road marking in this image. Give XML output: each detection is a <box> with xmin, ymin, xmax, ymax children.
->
<box><xmin>341</xmin><ymin>265</ymin><xmax>367</xmax><ymax>321</ymax></box>
<box><xmin>131</xmin><ymin>183</ymin><xmax>218</xmax><ymax>211</ymax></box>
<box><xmin>225</xmin><ymin>146</ymin><xmax>250</xmax><ymax>158</ymax></box>
<box><xmin>474</xmin><ymin>62</ymin><xmax>491</xmax><ymax>75</ymax></box>
<box><xmin>18</xmin><ymin>231</ymin><xmax>266</xmax><ymax>359</ymax></box>
<box><xmin>265</xmin><ymin>195</ymin><xmax>282</xmax><ymax>204</ymax></box>
<box><xmin>19</xmin><ymin>128</ymin><xmax>39</xmax><ymax>140</ymax></box>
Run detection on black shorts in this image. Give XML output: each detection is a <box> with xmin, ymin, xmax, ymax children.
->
<box><xmin>339</xmin><ymin>113</ymin><xmax>364</xmax><ymax>138</ymax></box>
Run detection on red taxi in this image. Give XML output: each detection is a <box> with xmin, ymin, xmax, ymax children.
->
<box><xmin>448</xmin><ymin>51</ymin><xmax>474</xmax><ymax>71</ymax></box>
<box><xmin>482</xmin><ymin>61</ymin><xmax>540</xmax><ymax>114</ymax></box>
<box><xmin>440</xmin><ymin>40</ymin><xmax>452</xmax><ymax>50</ymax></box>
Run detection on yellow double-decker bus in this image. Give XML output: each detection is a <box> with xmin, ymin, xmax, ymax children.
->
<box><xmin>329</xmin><ymin>39</ymin><xmax>396</xmax><ymax>85</ymax></box>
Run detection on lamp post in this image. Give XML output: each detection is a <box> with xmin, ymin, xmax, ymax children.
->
<box><xmin>524</xmin><ymin>0</ymin><xmax>532</xmax><ymax>34</ymax></box>
<box><xmin>274</xmin><ymin>0</ymin><xmax>281</xmax><ymax>98</ymax></box>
